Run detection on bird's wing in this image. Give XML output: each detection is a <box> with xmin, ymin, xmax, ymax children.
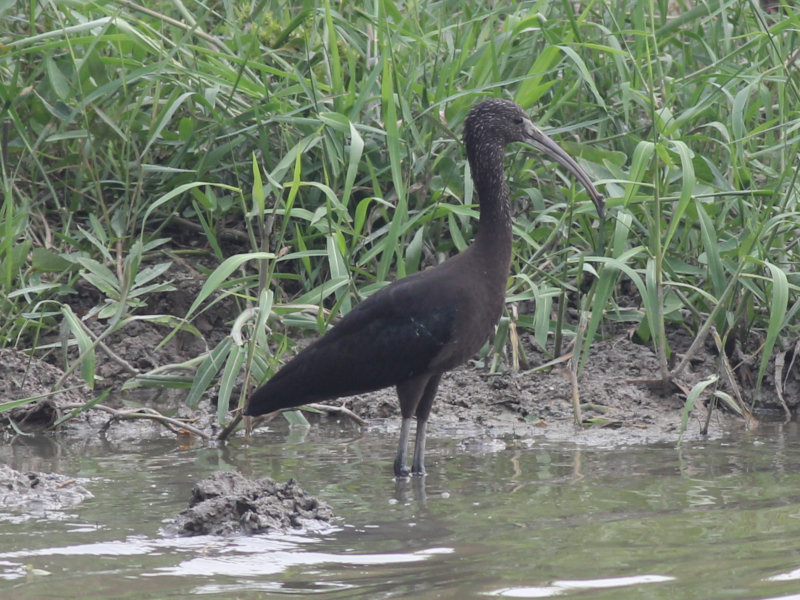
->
<box><xmin>245</xmin><ymin>272</ymin><xmax>457</xmax><ymax>415</ymax></box>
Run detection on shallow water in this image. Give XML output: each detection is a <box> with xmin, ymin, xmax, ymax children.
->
<box><xmin>4</xmin><ymin>418</ymin><xmax>800</xmax><ymax>599</ymax></box>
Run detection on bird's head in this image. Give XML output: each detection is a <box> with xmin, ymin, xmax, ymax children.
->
<box><xmin>463</xmin><ymin>98</ymin><xmax>604</xmax><ymax>219</ymax></box>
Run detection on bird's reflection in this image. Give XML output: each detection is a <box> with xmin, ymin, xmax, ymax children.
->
<box><xmin>394</xmin><ymin>475</ymin><xmax>428</xmax><ymax>508</ymax></box>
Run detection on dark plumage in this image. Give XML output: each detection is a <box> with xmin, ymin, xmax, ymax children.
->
<box><xmin>245</xmin><ymin>98</ymin><xmax>604</xmax><ymax>477</ymax></box>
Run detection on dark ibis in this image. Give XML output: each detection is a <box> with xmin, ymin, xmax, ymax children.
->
<box><xmin>244</xmin><ymin>98</ymin><xmax>604</xmax><ymax>477</ymax></box>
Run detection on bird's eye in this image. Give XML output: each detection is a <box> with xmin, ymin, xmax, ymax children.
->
<box><xmin>513</xmin><ymin>116</ymin><xmax>524</xmax><ymax>124</ymax></box>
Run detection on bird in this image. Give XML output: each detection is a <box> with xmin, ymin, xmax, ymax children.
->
<box><xmin>244</xmin><ymin>98</ymin><xmax>604</xmax><ymax>478</ymax></box>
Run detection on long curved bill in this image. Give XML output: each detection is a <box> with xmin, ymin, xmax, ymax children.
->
<box><xmin>524</xmin><ymin>122</ymin><xmax>605</xmax><ymax>220</ymax></box>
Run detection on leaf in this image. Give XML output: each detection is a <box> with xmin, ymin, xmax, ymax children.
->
<box><xmin>1</xmin><ymin>241</ymin><xmax>31</xmax><ymax>281</ymax></box>
<box><xmin>588</xmin><ymin>254</ymin><xmax>659</xmax><ymax>347</ymax></box>
<box><xmin>252</xmin><ymin>154</ymin><xmax>265</xmax><ymax>216</ymax></box>
<box><xmin>323</xmin><ymin>0</ymin><xmax>344</xmax><ymax>112</ymax></box>
<box><xmin>118</xmin><ymin>314</ymin><xmax>203</xmax><ymax>339</ymax></box>
<box><xmin>377</xmin><ymin>49</ymin><xmax>407</xmax><ymax>282</ymax></box>
<box><xmin>75</xmin><ymin>256</ymin><xmax>117</xmax><ymax>286</ymax></box>
<box><xmin>731</xmin><ymin>84</ymin><xmax>752</xmax><ymax>143</ymax></box>
<box><xmin>31</xmin><ymin>248</ymin><xmax>75</xmax><ymax>273</ymax></box>
<box><xmin>273</xmin><ymin>9</ymin><xmax>312</xmax><ymax>48</ymax></box>
<box><xmin>140</xmin><ymin>91</ymin><xmax>196</xmax><ymax>159</ymax></box>
<box><xmin>515</xmin><ymin>45</ymin><xmax>561</xmax><ymax>108</ymax></box>
<box><xmin>79</xmin><ymin>270</ymin><xmax>119</xmax><ymax>299</ymax></box>
<box><xmin>191</xmin><ymin>186</ymin><xmax>216</xmax><ymax>210</ymax></box>
<box><xmin>141</xmin><ymin>182</ymin><xmax>241</xmax><ymax>235</ymax></box>
<box><xmin>342</xmin><ymin>120</ymin><xmax>364</xmax><ymax>207</ymax></box>
<box><xmin>581</xmin><ymin>263</ymin><xmax>617</xmax><ymax>371</ymax></box>
<box><xmin>45</xmin><ymin>57</ymin><xmax>71</xmax><ymax>101</ymax></box>
<box><xmin>0</xmin><ymin>394</ymin><xmax>55</xmax><ymax>414</ymax></box>
<box><xmin>283</xmin><ymin>410</ymin><xmax>310</xmax><ymax>426</ymax></box>
<box><xmin>217</xmin><ymin>344</ymin><xmax>246</xmax><ymax>425</ymax></box>
<box><xmin>186</xmin><ymin>337</ymin><xmax>233</xmax><ymax>409</ymax></box>
<box><xmin>556</xmin><ymin>45</ymin><xmax>607</xmax><ymax>108</ymax></box>
<box><xmin>128</xmin><ymin>281</ymin><xmax>177</xmax><ymax>298</ymax></box>
<box><xmin>678</xmin><ymin>376</ymin><xmax>718</xmax><ymax>447</ymax></box>
<box><xmin>712</xmin><ymin>391</ymin><xmax>744</xmax><ymax>417</ymax></box>
<box><xmin>327</xmin><ymin>234</ymin><xmax>351</xmax><ymax>313</ymax></box>
<box><xmin>184</xmin><ymin>253</ymin><xmax>275</xmax><ymax>322</ymax></box>
<box><xmin>292</xmin><ymin>276</ymin><xmax>349</xmax><ymax>307</ymax></box>
<box><xmin>7</xmin><ymin>282</ymin><xmax>62</xmax><ymax>299</ymax></box>
<box><xmin>695</xmin><ymin>202</ymin><xmax>726</xmax><ymax>300</ymax></box>
<box><xmin>644</xmin><ymin>258</ymin><xmax>662</xmax><ymax>351</ymax></box>
<box><xmin>61</xmin><ymin>305</ymin><xmax>95</xmax><ymax>388</ymax></box>
<box><xmin>757</xmin><ymin>262</ymin><xmax>789</xmax><ymax>389</ymax></box>
<box><xmin>122</xmin><ymin>375</ymin><xmax>195</xmax><ymax>390</ymax></box>
<box><xmin>664</xmin><ymin>140</ymin><xmax>696</xmax><ymax>249</ymax></box>
<box><xmin>560</xmin><ymin>141</ymin><xmax>627</xmax><ymax>167</ymax></box>
<box><xmin>404</xmin><ymin>227</ymin><xmax>425</xmax><ymax>275</ymax></box>
<box><xmin>623</xmin><ymin>141</ymin><xmax>654</xmax><ymax>207</ymax></box>
<box><xmin>253</xmin><ymin>288</ymin><xmax>274</xmax><ymax>363</ymax></box>
<box><xmin>133</xmin><ymin>261</ymin><xmax>172</xmax><ymax>288</ymax></box>
<box><xmin>447</xmin><ymin>212</ymin><xmax>467</xmax><ymax>252</ymax></box>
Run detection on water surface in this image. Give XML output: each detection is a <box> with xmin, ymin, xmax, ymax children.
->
<box><xmin>3</xmin><ymin>418</ymin><xmax>800</xmax><ymax>599</ymax></box>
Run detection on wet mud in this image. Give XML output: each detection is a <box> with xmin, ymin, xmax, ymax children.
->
<box><xmin>346</xmin><ymin>331</ymin><xmax>739</xmax><ymax>445</ymax></box>
<box><xmin>0</xmin><ymin>348</ymin><xmax>93</xmax><ymax>430</ymax></box>
<box><xmin>0</xmin><ymin>465</ymin><xmax>93</xmax><ymax>518</ymax></box>
<box><xmin>164</xmin><ymin>471</ymin><xmax>335</xmax><ymax>536</ymax></box>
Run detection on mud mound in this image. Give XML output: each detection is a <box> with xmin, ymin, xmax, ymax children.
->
<box><xmin>0</xmin><ymin>465</ymin><xmax>93</xmax><ymax>516</ymax></box>
<box><xmin>164</xmin><ymin>471</ymin><xmax>335</xmax><ymax>536</ymax></box>
<box><xmin>0</xmin><ymin>348</ymin><xmax>93</xmax><ymax>430</ymax></box>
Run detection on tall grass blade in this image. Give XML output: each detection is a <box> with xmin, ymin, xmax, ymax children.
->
<box><xmin>60</xmin><ymin>305</ymin><xmax>96</xmax><ymax>388</ymax></box>
<box><xmin>757</xmin><ymin>262</ymin><xmax>789</xmax><ymax>389</ymax></box>
<box><xmin>186</xmin><ymin>337</ymin><xmax>233</xmax><ymax>409</ymax></box>
<box><xmin>678</xmin><ymin>375</ymin><xmax>718</xmax><ymax>447</ymax></box>
<box><xmin>217</xmin><ymin>343</ymin><xmax>246</xmax><ymax>425</ymax></box>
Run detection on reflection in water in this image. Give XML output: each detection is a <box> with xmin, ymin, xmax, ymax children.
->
<box><xmin>394</xmin><ymin>476</ymin><xmax>428</xmax><ymax>507</ymax></box>
<box><xmin>3</xmin><ymin>421</ymin><xmax>800</xmax><ymax>598</ymax></box>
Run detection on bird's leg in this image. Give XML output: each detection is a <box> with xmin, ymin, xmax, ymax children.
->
<box><xmin>411</xmin><ymin>419</ymin><xmax>428</xmax><ymax>475</ymax></box>
<box><xmin>394</xmin><ymin>376</ymin><xmax>430</xmax><ymax>478</ymax></box>
<box><xmin>411</xmin><ymin>374</ymin><xmax>442</xmax><ymax>476</ymax></box>
<box><xmin>394</xmin><ymin>417</ymin><xmax>413</xmax><ymax>478</ymax></box>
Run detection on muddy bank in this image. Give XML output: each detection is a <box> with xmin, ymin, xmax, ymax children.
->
<box><xmin>164</xmin><ymin>471</ymin><xmax>335</xmax><ymax>536</ymax></box>
<box><xmin>2</xmin><ymin>257</ymin><xmax>773</xmax><ymax>447</ymax></box>
<box><xmin>332</xmin><ymin>333</ymin><xmax>739</xmax><ymax>446</ymax></box>
<box><xmin>0</xmin><ymin>465</ymin><xmax>93</xmax><ymax>520</ymax></box>
<box><xmin>3</xmin><ymin>331</ymin><xmax>743</xmax><ymax>447</ymax></box>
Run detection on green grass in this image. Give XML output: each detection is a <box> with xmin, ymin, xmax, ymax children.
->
<box><xmin>2</xmin><ymin>0</ymin><xmax>800</xmax><ymax>424</ymax></box>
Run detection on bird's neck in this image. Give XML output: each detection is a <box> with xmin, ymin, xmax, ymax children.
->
<box><xmin>470</xmin><ymin>146</ymin><xmax>514</xmax><ymax>273</ymax></box>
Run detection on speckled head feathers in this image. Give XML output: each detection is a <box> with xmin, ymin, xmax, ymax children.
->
<box><xmin>463</xmin><ymin>98</ymin><xmax>532</xmax><ymax>151</ymax></box>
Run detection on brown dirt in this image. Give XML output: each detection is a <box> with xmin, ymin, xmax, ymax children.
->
<box><xmin>346</xmin><ymin>334</ymin><xmax>737</xmax><ymax>446</ymax></box>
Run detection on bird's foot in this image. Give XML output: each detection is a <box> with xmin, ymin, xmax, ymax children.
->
<box><xmin>394</xmin><ymin>460</ymin><xmax>411</xmax><ymax>480</ymax></box>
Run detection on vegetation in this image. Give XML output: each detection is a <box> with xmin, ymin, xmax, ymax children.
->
<box><xmin>2</xmin><ymin>0</ymin><xmax>799</xmax><ymax>427</ymax></box>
